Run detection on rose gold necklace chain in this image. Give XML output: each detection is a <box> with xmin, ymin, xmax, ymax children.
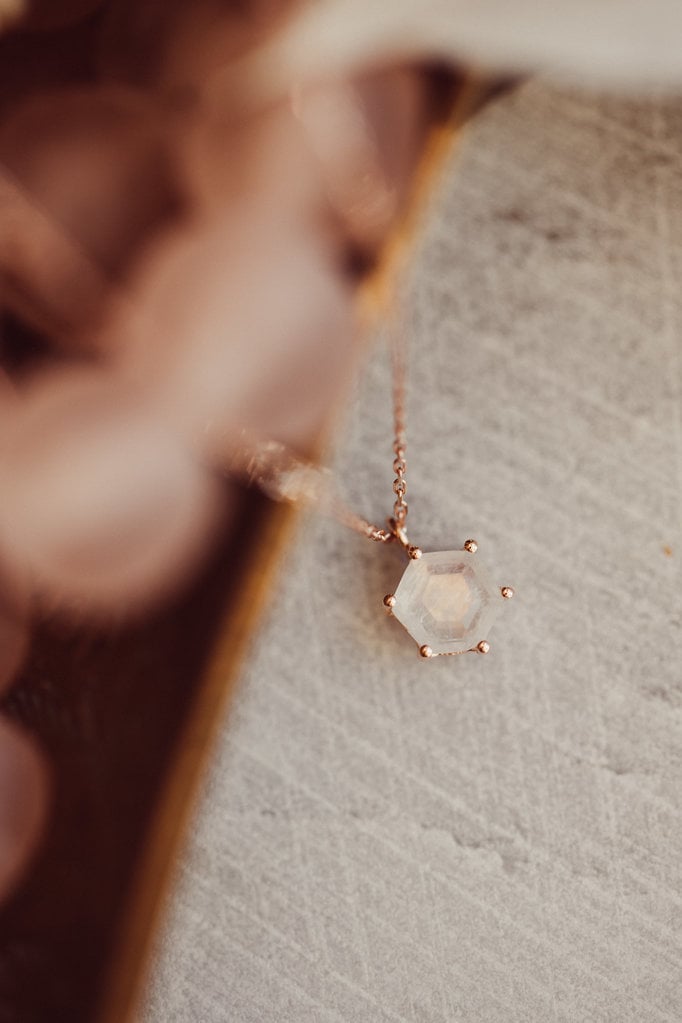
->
<box><xmin>358</xmin><ymin>320</ymin><xmax>409</xmax><ymax>543</ymax></box>
<box><xmin>239</xmin><ymin>323</ymin><xmax>515</xmax><ymax>662</ymax></box>
<box><xmin>389</xmin><ymin>318</ymin><xmax>408</xmax><ymax>533</ymax></box>
<box><xmin>235</xmin><ymin>75</ymin><xmax>417</xmax><ymax>544</ymax></box>
<box><xmin>239</xmin><ymin>322</ymin><xmax>410</xmax><ymax>546</ymax></box>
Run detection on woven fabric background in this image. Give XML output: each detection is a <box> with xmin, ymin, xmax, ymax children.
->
<box><xmin>141</xmin><ymin>79</ymin><xmax>682</xmax><ymax>1023</ymax></box>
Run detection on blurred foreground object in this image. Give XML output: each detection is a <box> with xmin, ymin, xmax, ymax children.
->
<box><xmin>0</xmin><ymin>2</ymin><xmax>468</xmax><ymax>1020</ymax></box>
<box><xmin>0</xmin><ymin>0</ymin><xmax>680</xmax><ymax>1020</ymax></box>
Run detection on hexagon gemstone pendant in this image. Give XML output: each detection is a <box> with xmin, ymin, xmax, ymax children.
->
<box><xmin>383</xmin><ymin>540</ymin><xmax>513</xmax><ymax>658</ymax></box>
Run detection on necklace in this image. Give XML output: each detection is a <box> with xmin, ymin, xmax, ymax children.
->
<box><xmin>242</xmin><ymin>315</ymin><xmax>514</xmax><ymax>659</ymax></box>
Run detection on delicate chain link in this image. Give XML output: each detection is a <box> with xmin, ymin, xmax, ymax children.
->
<box><xmin>239</xmin><ymin>316</ymin><xmax>409</xmax><ymax>545</ymax></box>
<box><xmin>240</xmin><ymin>79</ymin><xmax>412</xmax><ymax>544</ymax></box>
<box><xmin>389</xmin><ymin>317</ymin><xmax>408</xmax><ymax>532</ymax></box>
<box><xmin>333</xmin><ymin>316</ymin><xmax>408</xmax><ymax>543</ymax></box>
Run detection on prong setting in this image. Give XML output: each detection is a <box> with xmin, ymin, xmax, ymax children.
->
<box><xmin>501</xmin><ymin>586</ymin><xmax>514</xmax><ymax>599</ymax></box>
<box><xmin>463</xmin><ymin>539</ymin><xmax>478</xmax><ymax>553</ymax></box>
<box><xmin>388</xmin><ymin>548</ymin><xmax>509</xmax><ymax>658</ymax></box>
<box><xmin>408</xmin><ymin>546</ymin><xmax>422</xmax><ymax>560</ymax></box>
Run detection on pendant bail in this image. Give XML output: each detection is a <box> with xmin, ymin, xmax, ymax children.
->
<box><xmin>388</xmin><ymin>518</ymin><xmax>422</xmax><ymax>560</ymax></box>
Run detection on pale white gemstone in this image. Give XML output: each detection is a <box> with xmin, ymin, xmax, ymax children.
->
<box><xmin>392</xmin><ymin>549</ymin><xmax>503</xmax><ymax>655</ymax></box>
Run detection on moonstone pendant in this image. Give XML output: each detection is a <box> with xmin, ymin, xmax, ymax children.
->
<box><xmin>383</xmin><ymin>541</ymin><xmax>513</xmax><ymax>658</ymax></box>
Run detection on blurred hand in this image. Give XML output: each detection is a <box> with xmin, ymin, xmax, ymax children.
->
<box><xmin>0</xmin><ymin>0</ymin><xmax>428</xmax><ymax>905</ymax></box>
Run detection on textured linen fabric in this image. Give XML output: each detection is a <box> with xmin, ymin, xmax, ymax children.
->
<box><xmin>141</xmin><ymin>80</ymin><xmax>682</xmax><ymax>1023</ymax></box>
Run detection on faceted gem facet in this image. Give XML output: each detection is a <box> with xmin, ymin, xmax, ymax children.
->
<box><xmin>392</xmin><ymin>549</ymin><xmax>503</xmax><ymax>655</ymax></box>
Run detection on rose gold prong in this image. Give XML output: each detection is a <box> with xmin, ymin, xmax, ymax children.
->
<box><xmin>383</xmin><ymin>594</ymin><xmax>396</xmax><ymax>610</ymax></box>
<box><xmin>464</xmin><ymin>539</ymin><xmax>478</xmax><ymax>553</ymax></box>
<box><xmin>476</xmin><ymin>640</ymin><xmax>490</xmax><ymax>655</ymax></box>
<box><xmin>408</xmin><ymin>546</ymin><xmax>422</xmax><ymax>560</ymax></box>
<box><xmin>419</xmin><ymin>644</ymin><xmax>434</xmax><ymax>659</ymax></box>
<box><xmin>501</xmin><ymin>586</ymin><xmax>514</xmax><ymax>599</ymax></box>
